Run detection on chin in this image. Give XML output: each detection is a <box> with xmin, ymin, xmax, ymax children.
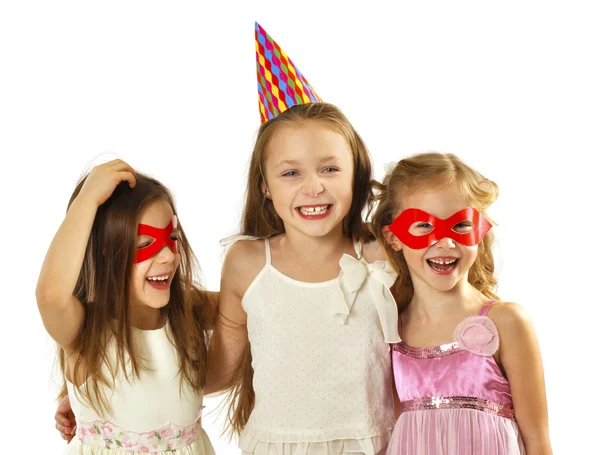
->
<box><xmin>155</xmin><ymin>300</ymin><xmax>171</xmax><ymax>309</ymax></box>
<box><xmin>429</xmin><ymin>274</ymin><xmax>470</xmax><ymax>293</ymax></box>
<box><xmin>306</xmin><ymin>227</ymin><xmax>336</xmax><ymax>237</ymax></box>
<box><xmin>143</xmin><ymin>297</ymin><xmax>170</xmax><ymax>310</ymax></box>
<box><xmin>431</xmin><ymin>283</ymin><xmax>459</xmax><ymax>293</ymax></box>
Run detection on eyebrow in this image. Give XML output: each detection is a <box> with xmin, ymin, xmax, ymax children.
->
<box><xmin>275</xmin><ymin>156</ymin><xmax>340</xmax><ymax>168</ymax></box>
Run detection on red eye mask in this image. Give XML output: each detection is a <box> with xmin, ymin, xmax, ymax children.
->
<box><xmin>388</xmin><ymin>208</ymin><xmax>492</xmax><ymax>250</ymax></box>
<box><xmin>135</xmin><ymin>216</ymin><xmax>178</xmax><ymax>263</ymax></box>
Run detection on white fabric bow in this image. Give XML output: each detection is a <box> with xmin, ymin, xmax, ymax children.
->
<box><xmin>334</xmin><ymin>254</ymin><xmax>401</xmax><ymax>343</ymax></box>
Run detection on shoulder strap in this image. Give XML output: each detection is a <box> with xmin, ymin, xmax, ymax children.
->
<box><xmin>353</xmin><ymin>241</ymin><xmax>363</xmax><ymax>259</ymax></box>
<box><xmin>219</xmin><ymin>234</ymin><xmax>262</xmax><ymax>247</ymax></box>
<box><xmin>264</xmin><ymin>238</ymin><xmax>272</xmax><ymax>265</ymax></box>
<box><xmin>478</xmin><ymin>300</ymin><xmax>496</xmax><ymax>316</ymax></box>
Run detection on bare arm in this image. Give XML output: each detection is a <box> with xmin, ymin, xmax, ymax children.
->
<box><xmin>204</xmin><ymin>291</ymin><xmax>220</xmax><ymax>312</ymax></box>
<box><xmin>204</xmin><ymin>240</ymin><xmax>263</xmax><ymax>395</ymax></box>
<box><xmin>192</xmin><ymin>290</ymin><xmax>220</xmax><ymax>331</ymax></box>
<box><xmin>36</xmin><ymin>159</ymin><xmax>136</xmax><ymax>351</ymax></box>
<box><xmin>36</xmin><ymin>195</ymin><xmax>97</xmax><ymax>349</ymax></box>
<box><xmin>491</xmin><ymin>302</ymin><xmax>553</xmax><ymax>455</ymax></box>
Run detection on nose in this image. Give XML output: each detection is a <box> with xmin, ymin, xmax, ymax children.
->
<box><xmin>435</xmin><ymin>237</ymin><xmax>456</xmax><ymax>250</ymax></box>
<box><xmin>155</xmin><ymin>245</ymin><xmax>176</xmax><ymax>263</ymax></box>
<box><xmin>302</xmin><ymin>174</ymin><xmax>324</xmax><ymax>197</ymax></box>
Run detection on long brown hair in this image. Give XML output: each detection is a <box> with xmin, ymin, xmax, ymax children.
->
<box><xmin>369</xmin><ymin>152</ymin><xmax>500</xmax><ymax>311</ymax></box>
<box><xmin>57</xmin><ymin>173</ymin><xmax>211</xmax><ymax>417</ymax></box>
<box><xmin>226</xmin><ymin>102</ymin><xmax>374</xmax><ymax>433</ymax></box>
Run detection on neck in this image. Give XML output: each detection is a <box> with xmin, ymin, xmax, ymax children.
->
<box><xmin>281</xmin><ymin>223</ymin><xmax>354</xmax><ymax>262</ymax></box>
<box><xmin>129</xmin><ymin>306</ymin><xmax>164</xmax><ymax>330</ymax></box>
<box><xmin>408</xmin><ymin>277</ymin><xmax>487</xmax><ymax>323</ymax></box>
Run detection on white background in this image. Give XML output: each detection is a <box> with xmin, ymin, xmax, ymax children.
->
<box><xmin>1</xmin><ymin>1</ymin><xmax>598</xmax><ymax>453</ymax></box>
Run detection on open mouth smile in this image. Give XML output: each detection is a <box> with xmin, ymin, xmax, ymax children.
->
<box><xmin>296</xmin><ymin>204</ymin><xmax>332</xmax><ymax>220</ymax></box>
<box><xmin>146</xmin><ymin>274</ymin><xmax>171</xmax><ymax>290</ymax></box>
<box><xmin>426</xmin><ymin>258</ymin><xmax>459</xmax><ymax>275</ymax></box>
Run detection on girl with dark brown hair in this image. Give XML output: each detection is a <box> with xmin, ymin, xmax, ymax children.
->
<box><xmin>206</xmin><ymin>102</ymin><xmax>402</xmax><ymax>454</ymax></box>
<box><xmin>37</xmin><ymin>159</ymin><xmax>217</xmax><ymax>454</ymax></box>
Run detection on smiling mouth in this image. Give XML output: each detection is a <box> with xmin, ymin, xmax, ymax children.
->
<box><xmin>146</xmin><ymin>274</ymin><xmax>170</xmax><ymax>289</ymax></box>
<box><xmin>296</xmin><ymin>204</ymin><xmax>332</xmax><ymax>216</ymax></box>
<box><xmin>427</xmin><ymin>258</ymin><xmax>459</xmax><ymax>274</ymax></box>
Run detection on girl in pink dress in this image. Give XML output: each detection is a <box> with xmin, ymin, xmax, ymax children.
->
<box><xmin>370</xmin><ymin>152</ymin><xmax>552</xmax><ymax>454</ymax></box>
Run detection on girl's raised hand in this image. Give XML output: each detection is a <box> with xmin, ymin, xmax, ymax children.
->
<box><xmin>78</xmin><ymin>159</ymin><xmax>137</xmax><ymax>207</ymax></box>
<box><xmin>36</xmin><ymin>159</ymin><xmax>136</xmax><ymax>351</ymax></box>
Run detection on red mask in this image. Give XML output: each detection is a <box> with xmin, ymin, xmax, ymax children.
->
<box><xmin>388</xmin><ymin>208</ymin><xmax>492</xmax><ymax>250</ymax></box>
<box><xmin>135</xmin><ymin>216</ymin><xmax>178</xmax><ymax>263</ymax></box>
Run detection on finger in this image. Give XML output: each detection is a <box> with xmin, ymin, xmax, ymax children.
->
<box><xmin>55</xmin><ymin>413</ymin><xmax>74</xmax><ymax>429</ymax></box>
<box><xmin>55</xmin><ymin>414</ymin><xmax>70</xmax><ymax>426</ymax></box>
<box><xmin>109</xmin><ymin>159</ymin><xmax>137</xmax><ymax>177</ymax></box>
<box><xmin>116</xmin><ymin>171</ymin><xmax>137</xmax><ymax>188</ymax></box>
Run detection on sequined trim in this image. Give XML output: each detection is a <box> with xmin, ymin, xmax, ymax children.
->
<box><xmin>76</xmin><ymin>415</ymin><xmax>200</xmax><ymax>452</ymax></box>
<box><xmin>399</xmin><ymin>396</ymin><xmax>515</xmax><ymax>420</ymax></box>
<box><xmin>392</xmin><ymin>340</ymin><xmax>462</xmax><ymax>358</ymax></box>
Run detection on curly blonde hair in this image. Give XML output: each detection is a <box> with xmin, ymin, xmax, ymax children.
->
<box><xmin>369</xmin><ymin>152</ymin><xmax>500</xmax><ymax>309</ymax></box>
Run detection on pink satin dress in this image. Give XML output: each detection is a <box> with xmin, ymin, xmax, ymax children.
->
<box><xmin>387</xmin><ymin>301</ymin><xmax>526</xmax><ymax>454</ymax></box>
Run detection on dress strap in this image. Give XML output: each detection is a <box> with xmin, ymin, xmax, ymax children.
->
<box><xmin>219</xmin><ymin>234</ymin><xmax>262</xmax><ymax>247</ymax></box>
<box><xmin>264</xmin><ymin>238</ymin><xmax>272</xmax><ymax>265</ymax></box>
<box><xmin>353</xmin><ymin>241</ymin><xmax>363</xmax><ymax>259</ymax></box>
<box><xmin>478</xmin><ymin>300</ymin><xmax>496</xmax><ymax>316</ymax></box>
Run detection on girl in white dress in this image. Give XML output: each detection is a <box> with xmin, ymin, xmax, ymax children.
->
<box><xmin>208</xmin><ymin>102</ymin><xmax>402</xmax><ymax>454</ymax></box>
<box><xmin>37</xmin><ymin>159</ymin><xmax>216</xmax><ymax>454</ymax></box>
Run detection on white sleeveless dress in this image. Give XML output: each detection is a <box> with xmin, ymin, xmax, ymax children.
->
<box><xmin>226</xmin><ymin>236</ymin><xmax>400</xmax><ymax>455</ymax></box>
<box><xmin>65</xmin><ymin>323</ymin><xmax>215</xmax><ymax>455</ymax></box>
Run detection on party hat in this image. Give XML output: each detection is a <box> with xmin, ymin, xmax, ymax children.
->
<box><xmin>255</xmin><ymin>22</ymin><xmax>321</xmax><ymax>123</ymax></box>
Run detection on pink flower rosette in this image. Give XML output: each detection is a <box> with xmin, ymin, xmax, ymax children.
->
<box><xmin>453</xmin><ymin>316</ymin><xmax>499</xmax><ymax>356</ymax></box>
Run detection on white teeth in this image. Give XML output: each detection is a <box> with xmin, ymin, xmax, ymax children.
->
<box><xmin>299</xmin><ymin>205</ymin><xmax>329</xmax><ymax>215</ymax></box>
<box><xmin>429</xmin><ymin>259</ymin><xmax>457</xmax><ymax>265</ymax></box>
<box><xmin>147</xmin><ymin>275</ymin><xmax>169</xmax><ymax>281</ymax></box>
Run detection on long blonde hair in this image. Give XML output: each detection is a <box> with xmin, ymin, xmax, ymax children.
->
<box><xmin>226</xmin><ymin>102</ymin><xmax>374</xmax><ymax>434</ymax></box>
<box><xmin>369</xmin><ymin>152</ymin><xmax>500</xmax><ymax>310</ymax></box>
<box><xmin>58</xmin><ymin>173</ymin><xmax>211</xmax><ymax>417</ymax></box>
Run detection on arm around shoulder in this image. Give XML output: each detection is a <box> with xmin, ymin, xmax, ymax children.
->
<box><xmin>490</xmin><ymin>302</ymin><xmax>553</xmax><ymax>455</ymax></box>
<box><xmin>204</xmin><ymin>239</ymin><xmax>264</xmax><ymax>395</ymax></box>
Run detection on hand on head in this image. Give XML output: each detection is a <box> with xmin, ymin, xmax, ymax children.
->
<box><xmin>78</xmin><ymin>159</ymin><xmax>137</xmax><ymax>207</ymax></box>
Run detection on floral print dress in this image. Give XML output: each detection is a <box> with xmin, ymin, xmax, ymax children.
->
<box><xmin>65</xmin><ymin>323</ymin><xmax>214</xmax><ymax>455</ymax></box>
